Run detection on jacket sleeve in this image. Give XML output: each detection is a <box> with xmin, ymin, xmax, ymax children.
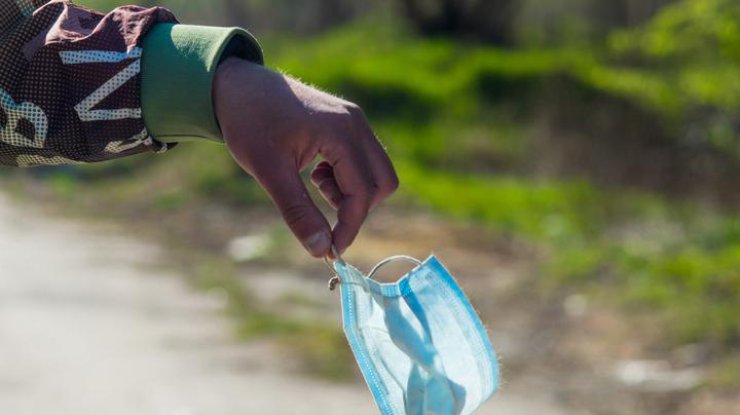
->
<box><xmin>0</xmin><ymin>0</ymin><xmax>262</xmax><ymax>167</ymax></box>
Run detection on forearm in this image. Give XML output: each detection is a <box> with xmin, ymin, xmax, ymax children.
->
<box><xmin>0</xmin><ymin>1</ymin><xmax>395</xmax><ymax>256</ymax></box>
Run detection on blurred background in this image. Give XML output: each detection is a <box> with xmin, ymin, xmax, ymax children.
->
<box><xmin>1</xmin><ymin>0</ymin><xmax>738</xmax><ymax>414</ymax></box>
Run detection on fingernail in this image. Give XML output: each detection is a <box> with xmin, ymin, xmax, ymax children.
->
<box><xmin>305</xmin><ymin>231</ymin><xmax>331</xmax><ymax>257</ymax></box>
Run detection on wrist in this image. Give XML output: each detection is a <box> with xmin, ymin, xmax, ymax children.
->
<box><xmin>213</xmin><ymin>57</ymin><xmax>253</xmax><ymax>140</ymax></box>
<box><xmin>214</xmin><ymin>58</ymin><xmax>280</xmax><ymax>143</ymax></box>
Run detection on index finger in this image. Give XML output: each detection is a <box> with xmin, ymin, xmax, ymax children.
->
<box><xmin>320</xmin><ymin>141</ymin><xmax>375</xmax><ymax>254</ymax></box>
<box><xmin>253</xmin><ymin>160</ymin><xmax>333</xmax><ymax>258</ymax></box>
<box><xmin>360</xmin><ymin>126</ymin><xmax>398</xmax><ymax>209</ymax></box>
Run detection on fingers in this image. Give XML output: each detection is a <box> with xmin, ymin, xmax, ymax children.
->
<box><xmin>310</xmin><ymin>161</ymin><xmax>342</xmax><ymax>209</ymax></box>
<box><xmin>314</xmin><ymin>109</ymin><xmax>399</xmax><ymax>254</ymax></box>
<box><xmin>333</xmin><ymin>193</ymin><xmax>371</xmax><ymax>254</ymax></box>
<box><xmin>311</xmin><ymin>137</ymin><xmax>397</xmax><ymax>211</ymax></box>
<box><xmin>256</xmin><ymin>162</ymin><xmax>332</xmax><ymax>258</ymax></box>
<box><xmin>358</xmin><ymin>124</ymin><xmax>399</xmax><ymax>209</ymax></box>
<box><xmin>310</xmin><ymin>160</ymin><xmax>371</xmax><ymax>254</ymax></box>
<box><xmin>321</xmin><ymin>140</ymin><xmax>374</xmax><ymax>254</ymax></box>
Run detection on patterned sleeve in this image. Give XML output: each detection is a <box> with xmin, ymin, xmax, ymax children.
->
<box><xmin>0</xmin><ymin>0</ymin><xmax>177</xmax><ymax>167</ymax></box>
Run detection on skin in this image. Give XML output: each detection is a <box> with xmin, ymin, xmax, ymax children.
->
<box><xmin>213</xmin><ymin>57</ymin><xmax>399</xmax><ymax>259</ymax></box>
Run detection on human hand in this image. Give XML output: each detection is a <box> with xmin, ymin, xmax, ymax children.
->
<box><xmin>213</xmin><ymin>58</ymin><xmax>398</xmax><ymax>258</ymax></box>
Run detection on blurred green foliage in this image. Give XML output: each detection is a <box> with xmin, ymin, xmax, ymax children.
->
<box><xmin>605</xmin><ymin>0</ymin><xmax>740</xmax><ymax>156</ymax></box>
<box><xmin>192</xmin><ymin>255</ymin><xmax>355</xmax><ymax>379</ymax></box>
<box><xmin>69</xmin><ymin>0</ymin><xmax>739</xmax><ymax>360</ymax></box>
<box><xmin>270</xmin><ymin>3</ymin><xmax>740</xmax><ymax>349</ymax></box>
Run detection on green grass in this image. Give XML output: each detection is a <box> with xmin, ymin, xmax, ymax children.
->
<box><xmin>399</xmin><ymin>163</ymin><xmax>739</xmax><ymax>347</ymax></box>
<box><xmin>56</xmin><ymin>18</ymin><xmax>735</xmax><ymax>356</ymax></box>
<box><xmin>396</xmin><ymin>162</ymin><xmax>602</xmax><ymax>240</ymax></box>
<box><xmin>268</xmin><ymin>22</ymin><xmax>740</xmax><ymax>353</ymax></box>
<box><xmin>191</xmin><ymin>255</ymin><xmax>356</xmax><ymax>380</ymax></box>
<box><xmin>27</xmin><ymin>10</ymin><xmax>739</xmax><ymax>373</ymax></box>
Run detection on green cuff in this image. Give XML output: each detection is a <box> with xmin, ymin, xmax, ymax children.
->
<box><xmin>140</xmin><ymin>23</ymin><xmax>263</xmax><ymax>143</ymax></box>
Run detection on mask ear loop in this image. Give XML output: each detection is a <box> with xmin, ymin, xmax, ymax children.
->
<box><xmin>326</xmin><ymin>249</ymin><xmax>423</xmax><ymax>291</ymax></box>
<box><xmin>366</xmin><ymin>255</ymin><xmax>422</xmax><ymax>280</ymax></box>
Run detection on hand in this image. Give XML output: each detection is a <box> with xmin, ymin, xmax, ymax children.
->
<box><xmin>213</xmin><ymin>58</ymin><xmax>398</xmax><ymax>258</ymax></box>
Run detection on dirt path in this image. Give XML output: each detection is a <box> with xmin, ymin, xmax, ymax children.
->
<box><xmin>0</xmin><ymin>194</ymin><xmax>571</xmax><ymax>415</ymax></box>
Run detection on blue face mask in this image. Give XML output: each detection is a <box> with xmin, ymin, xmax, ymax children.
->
<box><xmin>331</xmin><ymin>254</ymin><xmax>499</xmax><ymax>415</ymax></box>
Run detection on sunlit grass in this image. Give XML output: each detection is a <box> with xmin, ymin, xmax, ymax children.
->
<box><xmin>399</xmin><ymin>162</ymin><xmax>739</xmax><ymax>346</ymax></box>
<box><xmin>15</xmin><ymin>8</ymin><xmax>737</xmax><ymax>378</ymax></box>
<box><xmin>192</xmin><ymin>255</ymin><xmax>356</xmax><ymax>380</ymax></box>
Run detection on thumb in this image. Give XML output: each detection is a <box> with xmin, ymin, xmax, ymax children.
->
<box><xmin>256</xmin><ymin>166</ymin><xmax>332</xmax><ymax>257</ymax></box>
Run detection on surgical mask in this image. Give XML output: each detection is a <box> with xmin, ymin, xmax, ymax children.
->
<box><xmin>328</xmin><ymin>253</ymin><xmax>499</xmax><ymax>415</ymax></box>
